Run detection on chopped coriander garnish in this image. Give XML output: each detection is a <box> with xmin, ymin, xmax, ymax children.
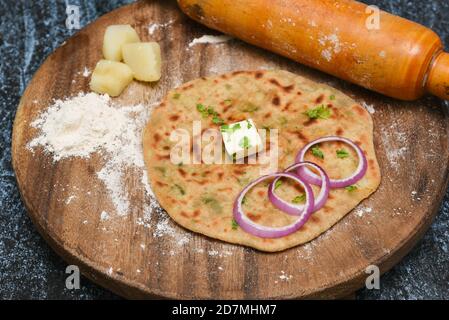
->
<box><xmin>196</xmin><ymin>103</ymin><xmax>209</xmax><ymax>118</ymax></box>
<box><xmin>202</xmin><ymin>196</ymin><xmax>222</xmax><ymax>213</ymax></box>
<box><xmin>311</xmin><ymin>146</ymin><xmax>324</xmax><ymax>159</ymax></box>
<box><xmin>231</xmin><ymin>219</ymin><xmax>239</xmax><ymax>230</ymax></box>
<box><xmin>239</xmin><ymin>136</ymin><xmax>251</xmax><ymax>149</ymax></box>
<box><xmin>212</xmin><ymin>115</ymin><xmax>224</xmax><ymax>124</ymax></box>
<box><xmin>247</xmin><ymin>120</ymin><xmax>252</xmax><ymax>129</ymax></box>
<box><xmin>336</xmin><ymin>149</ymin><xmax>349</xmax><ymax>159</ymax></box>
<box><xmin>345</xmin><ymin>185</ymin><xmax>358</xmax><ymax>192</ymax></box>
<box><xmin>279</xmin><ymin>116</ymin><xmax>288</xmax><ymax>126</ymax></box>
<box><xmin>241</xmin><ymin>103</ymin><xmax>259</xmax><ymax>113</ymax></box>
<box><xmin>330</xmin><ymin>94</ymin><xmax>336</xmax><ymax>100</ymax></box>
<box><xmin>207</xmin><ymin>107</ymin><xmax>217</xmax><ymax>115</ymax></box>
<box><xmin>173</xmin><ymin>184</ymin><xmax>185</xmax><ymax>195</ymax></box>
<box><xmin>197</xmin><ymin>103</ymin><xmax>206</xmax><ymax>112</ymax></box>
<box><xmin>304</xmin><ymin>104</ymin><xmax>331</xmax><ymax>119</ymax></box>
<box><xmin>292</xmin><ymin>194</ymin><xmax>306</xmax><ymax>203</ymax></box>
<box><xmin>173</xmin><ymin>93</ymin><xmax>181</xmax><ymax>99</ymax></box>
<box><xmin>221</xmin><ymin>123</ymin><xmax>241</xmax><ymax>134</ymax></box>
<box><xmin>202</xmin><ymin>197</ymin><xmax>214</xmax><ymax>204</ymax></box>
<box><xmin>242</xmin><ymin>196</ymin><xmax>247</xmax><ymax>205</ymax></box>
<box><xmin>197</xmin><ymin>104</ymin><xmax>224</xmax><ymax>124</ymax></box>
<box><xmin>274</xmin><ymin>180</ymin><xmax>283</xmax><ymax>190</ymax></box>
<box><xmin>224</xmin><ymin>99</ymin><xmax>232</xmax><ymax>105</ymax></box>
<box><xmin>154</xmin><ymin>166</ymin><xmax>166</xmax><ymax>176</ymax></box>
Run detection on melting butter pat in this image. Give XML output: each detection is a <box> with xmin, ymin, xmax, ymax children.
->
<box><xmin>103</xmin><ymin>25</ymin><xmax>140</xmax><ymax>61</ymax></box>
<box><xmin>89</xmin><ymin>60</ymin><xmax>134</xmax><ymax>97</ymax></box>
<box><xmin>122</xmin><ymin>42</ymin><xmax>162</xmax><ymax>82</ymax></box>
<box><xmin>220</xmin><ymin>119</ymin><xmax>263</xmax><ymax>159</ymax></box>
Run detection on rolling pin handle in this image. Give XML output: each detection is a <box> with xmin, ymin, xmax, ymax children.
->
<box><xmin>426</xmin><ymin>52</ymin><xmax>449</xmax><ymax>100</ymax></box>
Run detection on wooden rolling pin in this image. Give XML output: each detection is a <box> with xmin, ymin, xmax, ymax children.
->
<box><xmin>178</xmin><ymin>0</ymin><xmax>449</xmax><ymax>101</ymax></box>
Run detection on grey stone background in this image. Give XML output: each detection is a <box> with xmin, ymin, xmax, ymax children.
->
<box><xmin>0</xmin><ymin>0</ymin><xmax>448</xmax><ymax>300</ymax></box>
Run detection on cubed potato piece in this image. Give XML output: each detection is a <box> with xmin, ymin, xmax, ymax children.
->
<box><xmin>103</xmin><ymin>25</ymin><xmax>140</xmax><ymax>61</ymax></box>
<box><xmin>89</xmin><ymin>60</ymin><xmax>134</xmax><ymax>97</ymax></box>
<box><xmin>122</xmin><ymin>42</ymin><xmax>161</xmax><ymax>82</ymax></box>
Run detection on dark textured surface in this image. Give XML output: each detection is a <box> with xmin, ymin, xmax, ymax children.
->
<box><xmin>0</xmin><ymin>0</ymin><xmax>448</xmax><ymax>300</ymax></box>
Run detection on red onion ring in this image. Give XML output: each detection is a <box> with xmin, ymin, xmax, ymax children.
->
<box><xmin>268</xmin><ymin>162</ymin><xmax>330</xmax><ymax>215</ymax></box>
<box><xmin>233</xmin><ymin>173</ymin><xmax>314</xmax><ymax>238</ymax></box>
<box><xmin>296</xmin><ymin>136</ymin><xmax>367</xmax><ymax>189</ymax></box>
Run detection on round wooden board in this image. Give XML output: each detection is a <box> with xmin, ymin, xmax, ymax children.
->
<box><xmin>12</xmin><ymin>0</ymin><xmax>449</xmax><ymax>299</ymax></box>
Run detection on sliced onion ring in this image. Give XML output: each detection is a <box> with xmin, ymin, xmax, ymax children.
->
<box><xmin>268</xmin><ymin>162</ymin><xmax>330</xmax><ymax>215</ymax></box>
<box><xmin>296</xmin><ymin>136</ymin><xmax>367</xmax><ymax>189</ymax></box>
<box><xmin>233</xmin><ymin>173</ymin><xmax>314</xmax><ymax>238</ymax></box>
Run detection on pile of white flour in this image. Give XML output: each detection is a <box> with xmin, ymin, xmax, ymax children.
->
<box><xmin>29</xmin><ymin>93</ymin><xmax>136</xmax><ymax>161</ymax></box>
<box><xmin>28</xmin><ymin>92</ymin><xmax>153</xmax><ymax>216</ymax></box>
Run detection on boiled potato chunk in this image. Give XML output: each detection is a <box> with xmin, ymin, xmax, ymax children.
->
<box><xmin>90</xmin><ymin>60</ymin><xmax>134</xmax><ymax>97</ymax></box>
<box><xmin>122</xmin><ymin>42</ymin><xmax>161</xmax><ymax>82</ymax></box>
<box><xmin>103</xmin><ymin>25</ymin><xmax>140</xmax><ymax>61</ymax></box>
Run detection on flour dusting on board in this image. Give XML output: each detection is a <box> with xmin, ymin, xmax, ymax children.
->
<box><xmin>148</xmin><ymin>20</ymin><xmax>175</xmax><ymax>35</ymax></box>
<box><xmin>361</xmin><ymin>102</ymin><xmax>375</xmax><ymax>114</ymax></box>
<box><xmin>188</xmin><ymin>35</ymin><xmax>233</xmax><ymax>47</ymax></box>
<box><xmin>380</xmin><ymin>119</ymin><xmax>409</xmax><ymax>172</ymax></box>
<box><xmin>27</xmin><ymin>92</ymin><xmax>193</xmax><ymax>246</ymax></box>
<box><xmin>354</xmin><ymin>205</ymin><xmax>373</xmax><ymax>217</ymax></box>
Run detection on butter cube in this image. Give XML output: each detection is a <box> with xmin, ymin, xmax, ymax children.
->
<box><xmin>89</xmin><ymin>60</ymin><xmax>134</xmax><ymax>97</ymax></box>
<box><xmin>122</xmin><ymin>42</ymin><xmax>161</xmax><ymax>82</ymax></box>
<box><xmin>103</xmin><ymin>25</ymin><xmax>140</xmax><ymax>61</ymax></box>
<box><xmin>220</xmin><ymin>119</ymin><xmax>263</xmax><ymax>159</ymax></box>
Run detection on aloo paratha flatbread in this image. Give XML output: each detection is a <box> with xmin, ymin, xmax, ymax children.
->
<box><xmin>143</xmin><ymin>70</ymin><xmax>380</xmax><ymax>252</ymax></box>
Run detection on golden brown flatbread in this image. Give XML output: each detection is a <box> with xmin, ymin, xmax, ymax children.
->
<box><xmin>143</xmin><ymin>70</ymin><xmax>381</xmax><ymax>252</ymax></box>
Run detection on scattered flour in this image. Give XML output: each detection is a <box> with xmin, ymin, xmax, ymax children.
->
<box><xmin>65</xmin><ymin>195</ymin><xmax>76</xmax><ymax>204</ymax></box>
<box><xmin>278</xmin><ymin>270</ymin><xmax>293</xmax><ymax>282</ymax></box>
<box><xmin>189</xmin><ymin>35</ymin><xmax>233</xmax><ymax>47</ymax></box>
<box><xmin>152</xmin><ymin>211</ymin><xmax>191</xmax><ymax>245</ymax></box>
<box><xmin>207</xmin><ymin>249</ymin><xmax>233</xmax><ymax>258</ymax></box>
<box><xmin>321</xmin><ymin>49</ymin><xmax>332</xmax><ymax>62</ymax></box>
<box><xmin>100</xmin><ymin>211</ymin><xmax>110</xmax><ymax>221</ymax></box>
<box><xmin>380</xmin><ymin>120</ymin><xmax>408</xmax><ymax>172</ymax></box>
<box><xmin>148</xmin><ymin>20</ymin><xmax>175</xmax><ymax>35</ymax></box>
<box><xmin>361</xmin><ymin>102</ymin><xmax>375</xmax><ymax>114</ymax></box>
<box><xmin>354</xmin><ymin>206</ymin><xmax>373</xmax><ymax>218</ymax></box>
<box><xmin>82</xmin><ymin>67</ymin><xmax>91</xmax><ymax>77</ymax></box>
<box><xmin>319</xmin><ymin>33</ymin><xmax>341</xmax><ymax>62</ymax></box>
<box><xmin>411</xmin><ymin>190</ymin><xmax>422</xmax><ymax>202</ymax></box>
<box><xmin>319</xmin><ymin>33</ymin><xmax>341</xmax><ymax>53</ymax></box>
